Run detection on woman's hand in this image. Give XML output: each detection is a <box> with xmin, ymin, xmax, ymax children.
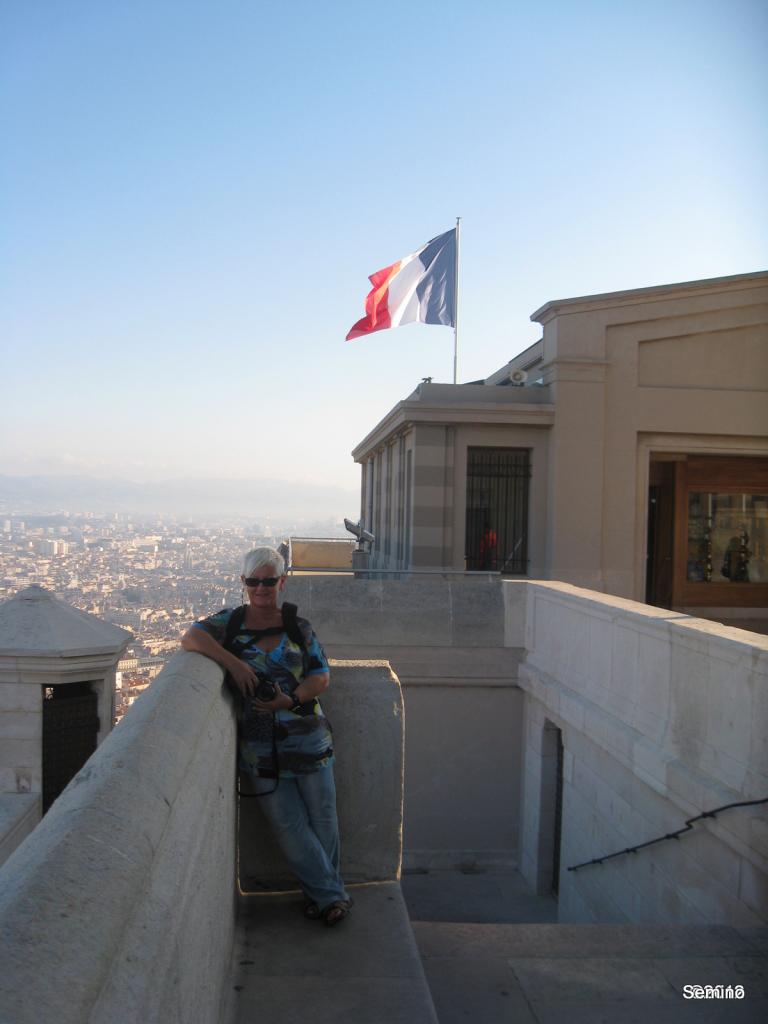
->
<box><xmin>227</xmin><ymin>660</ymin><xmax>260</xmax><ymax>698</ymax></box>
<box><xmin>249</xmin><ymin>690</ymin><xmax>293</xmax><ymax>714</ymax></box>
<box><xmin>181</xmin><ymin>625</ymin><xmax>262</xmax><ymax>698</ymax></box>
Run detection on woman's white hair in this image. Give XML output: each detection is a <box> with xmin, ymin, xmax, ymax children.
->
<box><xmin>242</xmin><ymin>546</ymin><xmax>285</xmax><ymax>578</ymax></box>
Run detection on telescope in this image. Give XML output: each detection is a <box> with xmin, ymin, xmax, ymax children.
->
<box><xmin>344</xmin><ymin>518</ymin><xmax>374</xmax><ymax>547</ymax></box>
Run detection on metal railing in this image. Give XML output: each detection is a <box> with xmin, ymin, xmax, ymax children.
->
<box><xmin>567</xmin><ymin>796</ymin><xmax>768</xmax><ymax>872</ymax></box>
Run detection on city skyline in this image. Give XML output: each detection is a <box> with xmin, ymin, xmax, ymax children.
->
<box><xmin>2</xmin><ymin>1</ymin><xmax>766</xmax><ymax>496</ymax></box>
<box><xmin>0</xmin><ymin>506</ymin><xmax>350</xmax><ymax>715</ymax></box>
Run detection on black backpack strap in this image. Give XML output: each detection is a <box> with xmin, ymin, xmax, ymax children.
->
<box><xmin>223</xmin><ymin>605</ymin><xmax>248</xmax><ymax>655</ymax></box>
<box><xmin>282</xmin><ymin>601</ymin><xmax>317</xmax><ymax>680</ymax></box>
<box><xmin>280</xmin><ymin>602</ymin><xmax>306</xmax><ymax>649</ymax></box>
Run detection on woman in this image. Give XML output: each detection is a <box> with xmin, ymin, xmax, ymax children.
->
<box><xmin>181</xmin><ymin>546</ymin><xmax>351</xmax><ymax>926</ymax></box>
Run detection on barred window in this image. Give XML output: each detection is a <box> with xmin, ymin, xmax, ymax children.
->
<box><xmin>465</xmin><ymin>448</ymin><xmax>530</xmax><ymax>573</ymax></box>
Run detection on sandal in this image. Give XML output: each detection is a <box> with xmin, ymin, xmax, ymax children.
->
<box><xmin>303</xmin><ymin>900</ymin><xmax>321</xmax><ymax>920</ymax></box>
<box><xmin>321</xmin><ymin>899</ymin><xmax>352</xmax><ymax>927</ymax></box>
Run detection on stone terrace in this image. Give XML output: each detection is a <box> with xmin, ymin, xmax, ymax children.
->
<box><xmin>0</xmin><ymin>577</ymin><xmax>766</xmax><ymax>1022</ymax></box>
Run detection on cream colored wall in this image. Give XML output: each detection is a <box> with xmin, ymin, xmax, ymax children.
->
<box><xmin>410</xmin><ymin>424</ymin><xmax>455</xmax><ymax>568</ymax></box>
<box><xmin>365</xmin><ymin>428</ymin><xmax>414</xmax><ymax>571</ymax></box>
<box><xmin>353</xmin><ymin>275</ymin><xmax>767</xmax><ymax>590</ymax></box>
<box><xmin>538</xmin><ymin>279</ymin><xmax>768</xmax><ymax>599</ymax></box>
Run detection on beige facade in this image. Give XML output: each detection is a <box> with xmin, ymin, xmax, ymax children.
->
<box><xmin>352</xmin><ymin>271</ymin><xmax>768</xmax><ymax>618</ymax></box>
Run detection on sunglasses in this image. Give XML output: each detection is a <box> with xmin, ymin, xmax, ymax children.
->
<box><xmin>244</xmin><ymin>577</ymin><xmax>280</xmax><ymax>588</ymax></box>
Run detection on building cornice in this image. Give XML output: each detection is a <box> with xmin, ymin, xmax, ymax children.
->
<box><xmin>352</xmin><ymin>401</ymin><xmax>554</xmax><ymax>461</ymax></box>
<box><xmin>530</xmin><ymin>270</ymin><xmax>768</xmax><ymax>325</ymax></box>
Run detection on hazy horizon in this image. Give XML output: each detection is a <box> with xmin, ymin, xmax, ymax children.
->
<box><xmin>0</xmin><ymin>471</ymin><xmax>359</xmax><ymax>522</ymax></box>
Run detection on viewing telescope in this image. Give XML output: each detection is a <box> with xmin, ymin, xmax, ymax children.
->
<box><xmin>344</xmin><ymin>518</ymin><xmax>374</xmax><ymax>548</ymax></box>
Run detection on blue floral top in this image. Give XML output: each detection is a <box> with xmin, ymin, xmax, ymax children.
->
<box><xmin>192</xmin><ymin>608</ymin><xmax>332</xmax><ymax>778</ymax></box>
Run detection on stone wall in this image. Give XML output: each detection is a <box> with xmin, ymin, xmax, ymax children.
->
<box><xmin>282</xmin><ymin>575</ymin><xmax>523</xmax><ymax>869</ymax></box>
<box><xmin>0</xmin><ymin>651</ymin><xmax>238</xmax><ymax>1024</ymax></box>
<box><xmin>238</xmin><ymin>661</ymin><xmax>405</xmax><ymax>891</ymax></box>
<box><xmin>516</xmin><ymin>581</ymin><xmax>768</xmax><ymax>925</ymax></box>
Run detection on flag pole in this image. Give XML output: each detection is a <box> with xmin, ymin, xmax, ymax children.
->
<box><xmin>453</xmin><ymin>216</ymin><xmax>461</xmax><ymax>384</ymax></box>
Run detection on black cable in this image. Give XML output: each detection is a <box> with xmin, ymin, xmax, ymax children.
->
<box><xmin>566</xmin><ymin>796</ymin><xmax>768</xmax><ymax>872</ymax></box>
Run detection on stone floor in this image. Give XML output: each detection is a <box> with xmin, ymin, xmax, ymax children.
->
<box><xmin>403</xmin><ymin>868</ymin><xmax>768</xmax><ymax>1024</ymax></box>
<box><xmin>226</xmin><ymin>881</ymin><xmax>438</xmax><ymax>1024</ymax></box>
<box><xmin>225</xmin><ymin>869</ymin><xmax>767</xmax><ymax>1023</ymax></box>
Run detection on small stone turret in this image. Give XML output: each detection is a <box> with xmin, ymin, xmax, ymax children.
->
<box><xmin>0</xmin><ymin>586</ymin><xmax>130</xmax><ymax>863</ymax></box>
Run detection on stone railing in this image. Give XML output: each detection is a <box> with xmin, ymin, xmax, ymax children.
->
<box><xmin>0</xmin><ymin>651</ymin><xmax>238</xmax><ymax>1024</ymax></box>
<box><xmin>516</xmin><ymin>581</ymin><xmax>768</xmax><ymax>925</ymax></box>
<box><xmin>0</xmin><ymin>650</ymin><xmax>405</xmax><ymax>1024</ymax></box>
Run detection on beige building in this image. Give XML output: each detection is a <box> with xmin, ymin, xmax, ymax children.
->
<box><xmin>352</xmin><ymin>270</ymin><xmax>768</xmax><ymax>622</ymax></box>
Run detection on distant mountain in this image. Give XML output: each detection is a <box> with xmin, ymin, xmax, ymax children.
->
<box><xmin>0</xmin><ymin>474</ymin><xmax>359</xmax><ymax>520</ymax></box>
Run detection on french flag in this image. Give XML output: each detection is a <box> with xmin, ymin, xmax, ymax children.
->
<box><xmin>346</xmin><ymin>229</ymin><xmax>456</xmax><ymax>341</ymax></box>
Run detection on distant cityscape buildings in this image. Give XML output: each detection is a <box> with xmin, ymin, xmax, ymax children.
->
<box><xmin>0</xmin><ymin>510</ymin><xmax>348</xmax><ymax>719</ymax></box>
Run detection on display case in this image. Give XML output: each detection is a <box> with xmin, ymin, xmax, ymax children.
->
<box><xmin>674</xmin><ymin>456</ymin><xmax>768</xmax><ymax>607</ymax></box>
<box><xmin>686</xmin><ymin>492</ymin><xmax>767</xmax><ymax>584</ymax></box>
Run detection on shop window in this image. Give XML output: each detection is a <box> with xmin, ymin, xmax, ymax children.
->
<box><xmin>687</xmin><ymin>492</ymin><xmax>767</xmax><ymax>584</ymax></box>
<box><xmin>672</xmin><ymin>455</ymin><xmax>768</xmax><ymax>607</ymax></box>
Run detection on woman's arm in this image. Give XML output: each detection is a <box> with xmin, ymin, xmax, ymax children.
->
<box><xmin>293</xmin><ymin>671</ymin><xmax>329</xmax><ymax>705</ymax></box>
<box><xmin>181</xmin><ymin>625</ymin><xmax>259</xmax><ymax>697</ymax></box>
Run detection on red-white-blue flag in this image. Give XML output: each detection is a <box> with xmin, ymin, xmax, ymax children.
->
<box><xmin>346</xmin><ymin>229</ymin><xmax>456</xmax><ymax>341</ymax></box>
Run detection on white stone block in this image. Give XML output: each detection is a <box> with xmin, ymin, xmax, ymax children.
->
<box><xmin>603</xmin><ymin>716</ymin><xmax>637</xmax><ymax>763</ymax></box>
<box><xmin>632</xmin><ymin>736</ymin><xmax>672</xmax><ymax>792</ymax></box>
<box><xmin>750</xmin><ymin>672</ymin><xmax>768</xmax><ymax>775</ymax></box>
<box><xmin>683</xmin><ymin>825</ymin><xmax>741</xmax><ymax>894</ymax></box>
<box><xmin>634</xmin><ymin>630</ymin><xmax>672</xmax><ymax>719</ymax></box>
<box><xmin>663</xmin><ymin>758</ymin><xmax>704</xmax><ymax>812</ymax></box>
<box><xmin>563</xmin><ymin>749</ymin><xmax>574</xmax><ymax>784</ymax></box>
<box><xmin>698</xmin><ymin>742</ymin><xmax>748</xmax><ymax>793</ymax></box>
<box><xmin>582</xmin><ymin>704</ymin><xmax>609</xmax><ymax>750</ymax></box>
<box><xmin>0</xmin><ymin>711</ymin><xmax>41</xmax><ymax>742</ymax></box>
<box><xmin>706</xmin><ymin>658</ymin><xmax>754</xmax><ymax>765</ymax></box>
<box><xmin>502</xmin><ymin>581</ymin><xmax>527</xmax><ymax>647</ymax></box>
<box><xmin>557</xmin><ymin>692</ymin><xmax>585</xmax><ymax>733</ymax></box>
<box><xmin>610</xmin><ymin>621</ymin><xmax>640</xmax><ymax>706</ymax></box>
<box><xmin>0</xmin><ymin>794</ymin><xmax>40</xmax><ymax>867</ymax></box>
<box><xmin>0</xmin><ymin>739</ymin><xmax>39</xmax><ymax>775</ymax></box>
<box><xmin>738</xmin><ymin>856</ymin><xmax>768</xmax><ymax>922</ymax></box>
<box><xmin>586</xmin><ymin>614</ymin><xmax>614</xmax><ymax>695</ymax></box>
<box><xmin>628</xmin><ymin>703</ymin><xmax>667</xmax><ymax>745</ymax></box>
<box><xmin>0</xmin><ymin>683</ymin><xmax>41</xmax><ymax>713</ymax></box>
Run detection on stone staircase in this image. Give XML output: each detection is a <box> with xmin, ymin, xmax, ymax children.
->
<box><xmin>404</xmin><ymin>870</ymin><xmax>767</xmax><ymax>1024</ymax></box>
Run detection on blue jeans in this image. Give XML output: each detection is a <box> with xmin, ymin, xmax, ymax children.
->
<box><xmin>252</xmin><ymin>766</ymin><xmax>348</xmax><ymax>910</ymax></box>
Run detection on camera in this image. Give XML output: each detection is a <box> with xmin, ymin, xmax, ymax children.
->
<box><xmin>254</xmin><ymin>670</ymin><xmax>277</xmax><ymax>702</ymax></box>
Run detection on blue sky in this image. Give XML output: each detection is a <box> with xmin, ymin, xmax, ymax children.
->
<box><xmin>2</xmin><ymin>0</ymin><xmax>766</xmax><ymax>497</ymax></box>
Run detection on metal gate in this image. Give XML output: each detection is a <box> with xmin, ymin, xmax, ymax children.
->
<box><xmin>42</xmin><ymin>683</ymin><xmax>99</xmax><ymax>813</ymax></box>
<box><xmin>465</xmin><ymin>447</ymin><xmax>530</xmax><ymax>572</ymax></box>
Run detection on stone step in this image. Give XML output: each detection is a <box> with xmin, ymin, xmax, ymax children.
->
<box><xmin>226</xmin><ymin>881</ymin><xmax>439</xmax><ymax>1024</ymax></box>
<box><xmin>410</xmin><ymin>922</ymin><xmax>768</xmax><ymax>1024</ymax></box>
